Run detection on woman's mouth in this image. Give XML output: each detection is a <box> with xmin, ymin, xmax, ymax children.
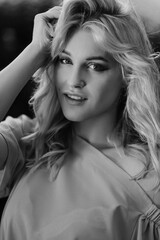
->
<box><xmin>64</xmin><ymin>93</ymin><xmax>87</xmax><ymax>105</ymax></box>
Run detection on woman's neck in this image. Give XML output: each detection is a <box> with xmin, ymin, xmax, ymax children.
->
<box><xmin>74</xmin><ymin>113</ymin><xmax>119</xmax><ymax>150</ymax></box>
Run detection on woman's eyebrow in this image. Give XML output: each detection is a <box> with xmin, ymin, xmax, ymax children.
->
<box><xmin>62</xmin><ymin>50</ymin><xmax>109</xmax><ymax>63</ymax></box>
<box><xmin>62</xmin><ymin>49</ymin><xmax>71</xmax><ymax>56</ymax></box>
<box><xmin>86</xmin><ymin>56</ymin><xmax>109</xmax><ymax>62</ymax></box>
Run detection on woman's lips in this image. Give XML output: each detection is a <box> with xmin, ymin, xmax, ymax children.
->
<box><xmin>64</xmin><ymin>93</ymin><xmax>87</xmax><ymax>105</ymax></box>
<box><xmin>66</xmin><ymin>94</ymin><xmax>87</xmax><ymax>100</ymax></box>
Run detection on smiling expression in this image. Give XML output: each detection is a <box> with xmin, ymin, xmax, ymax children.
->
<box><xmin>55</xmin><ymin>29</ymin><xmax>123</xmax><ymax>124</ymax></box>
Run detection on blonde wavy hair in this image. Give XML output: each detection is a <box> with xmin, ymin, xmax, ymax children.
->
<box><xmin>25</xmin><ymin>0</ymin><xmax>160</xmax><ymax>181</ymax></box>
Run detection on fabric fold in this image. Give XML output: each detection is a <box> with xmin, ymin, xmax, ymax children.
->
<box><xmin>131</xmin><ymin>204</ymin><xmax>160</xmax><ymax>239</ymax></box>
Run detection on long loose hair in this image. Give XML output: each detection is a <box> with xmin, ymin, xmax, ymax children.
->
<box><xmin>25</xmin><ymin>0</ymin><xmax>160</xmax><ymax>181</ymax></box>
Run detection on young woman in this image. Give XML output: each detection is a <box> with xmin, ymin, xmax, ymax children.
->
<box><xmin>0</xmin><ymin>0</ymin><xmax>160</xmax><ymax>239</ymax></box>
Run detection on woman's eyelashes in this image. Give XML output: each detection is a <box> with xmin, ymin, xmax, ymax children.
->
<box><xmin>57</xmin><ymin>55</ymin><xmax>109</xmax><ymax>72</ymax></box>
<box><xmin>58</xmin><ymin>56</ymin><xmax>72</xmax><ymax>65</ymax></box>
<box><xmin>86</xmin><ymin>62</ymin><xmax>108</xmax><ymax>72</ymax></box>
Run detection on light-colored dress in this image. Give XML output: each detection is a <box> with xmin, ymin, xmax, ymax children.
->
<box><xmin>0</xmin><ymin>116</ymin><xmax>160</xmax><ymax>240</ymax></box>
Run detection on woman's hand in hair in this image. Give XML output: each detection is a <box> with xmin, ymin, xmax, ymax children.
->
<box><xmin>31</xmin><ymin>6</ymin><xmax>61</xmax><ymax>55</ymax></box>
<box><xmin>0</xmin><ymin>7</ymin><xmax>61</xmax><ymax>121</ymax></box>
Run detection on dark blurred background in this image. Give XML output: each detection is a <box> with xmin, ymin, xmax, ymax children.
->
<box><xmin>0</xmin><ymin>0</ymin><xmax>59</xmax><ymax>221</ymax></box>
<box><xmin>0</xmin><ymin>0</ymin><xmax>60</xmax><ymax>119</ymax></box>
<box><xmin>0</xmin><ymin>0</ymin><xmax>160</xmax><ymax>221</ymax></box>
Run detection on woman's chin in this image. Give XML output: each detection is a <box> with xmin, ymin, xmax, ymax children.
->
<box><xmin>63</xmin><ymin>112</ymin><xmax>85</xmax><ymax>122</ymax></box>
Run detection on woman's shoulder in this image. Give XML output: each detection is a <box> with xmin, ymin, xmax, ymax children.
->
<box><xmin>0</xmin><ymin>114</ymin><xmax>34</xmax><ymax>138</ymax></box>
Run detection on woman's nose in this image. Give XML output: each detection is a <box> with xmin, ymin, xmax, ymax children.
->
<box><xmin>69</xmin><ymin>66</ymin><xmax>86</xmax><ymax>89</ymax></box>
<box><xmin>73</xmin><ymin>79</ymin><xmax>86</xmax><ymax>88</ymax></box>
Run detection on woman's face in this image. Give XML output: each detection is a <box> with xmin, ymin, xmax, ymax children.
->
<box><xmin>55</xmin><ymin>29</ymin><xmax>123</xmax><ymax>123</ymax></box>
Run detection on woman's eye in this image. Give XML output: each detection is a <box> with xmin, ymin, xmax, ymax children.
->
<box><xmin>59</xmin><ymin>57</ymin><xmax>72</xmax><ymax>65</ymax></box>
<box><xmin>87</xmin><ymin>63</ymin><xmax>108</xmax><ymax>72</ymax></box>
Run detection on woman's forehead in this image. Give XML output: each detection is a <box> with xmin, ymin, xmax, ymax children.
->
<box><xmin>62</xmin><ymin>29</ymin><xmax>117</xmax><ymax>63</ymax></box>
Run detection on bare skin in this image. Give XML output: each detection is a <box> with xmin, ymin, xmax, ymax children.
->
<box><xmin>55</xmin><ymin>29</ymin><xmax>122</xmax><ymax>148</ymax></box>
<box><xmin>0</xmin><ymin>7</ymin><xmax>61</xmax><ymax>168</ymax></box>
<box><xmin>0</xmin><ymin>7</ymin><xmax>61</xmax><ymax>121</ymax></box>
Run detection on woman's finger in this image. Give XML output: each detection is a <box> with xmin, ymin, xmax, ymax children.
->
<box><xmin>41</xmin><ymin>6</ymin><xmax>62</xmax><ymax>20</ymax></box>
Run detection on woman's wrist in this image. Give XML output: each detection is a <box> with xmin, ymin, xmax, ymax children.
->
<box><xmin>26</xmin><ymin>42</ymin><xmax>48</xmax><ymax>71</ymax></box>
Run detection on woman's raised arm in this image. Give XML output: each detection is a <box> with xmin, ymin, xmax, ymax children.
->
<box><xmin>0</xmin><ymin>6</ymin><xmax>61</xmax><ymax>121</ymax></box>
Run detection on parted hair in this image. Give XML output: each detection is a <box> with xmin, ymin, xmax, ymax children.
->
<box><xmin>25</xmin><ymin>0</ymin><xmax>160</xmax><ymax>181</ymax></box>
